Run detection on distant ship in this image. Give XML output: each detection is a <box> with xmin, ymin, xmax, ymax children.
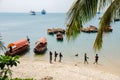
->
<box><xmin>29</xmin><ymin>10</ymin><xmax>36</xmax><ymax>15</ymax></box>
<box><xmin>41</xmin><ymin>9</ymin><xmax>46</xmax><ymax>15</ymax></box>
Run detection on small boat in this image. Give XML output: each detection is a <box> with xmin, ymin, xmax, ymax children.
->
<box><xmin>56</xmin><ymin>32</ymin><xmax>63</xmax><ymax>41</ymax></box>
<box><xmin>47</xmin><ymin>28</ymin><xmax>65</xmax><ymax>34</ymax></box>
<box><xmin>97</xmin><ymin>12</ymin><xmax>100</xmax><ymax>14</ymax></box>
<box><xmin>114</xmin><ymin>18</ymin><xmax>120</xmax><ymax>22</ymax></box>
<box><xmin>29</xmin><ymin>10</ymin><xmax>36</xmax><ymax>15</ymax></box>
<box><xmin>5</xmin><ymin>39</ymin><xmax>30</xmax><ymax>56</ymax></box>
<box><xmin>81</xmin><ymin>25</ymin><xmax>98</xmax><ymax>33</ymax></box>
<box><xmin>47</xmin><ymin>29</ymin><xmax>54</xmax><ymax>35</ymax></box>
<box><xmin>53</xmin><ymin>28</ymin><xmax>65</xmax><ymax>34</ymax></box>
<box><xmin>41</xmin><ymin>9</ymin><xmax>46</xmax><ymax>15</ymax></box>
<box><xmin>34</xmin><ymin>37</ymin><xmax>47</xmax><ymax>54</ymax></box>
<box><xmin>105</xmin><ymin>26</ymin><xmax>113</xmax><ymax>32</ymax></box>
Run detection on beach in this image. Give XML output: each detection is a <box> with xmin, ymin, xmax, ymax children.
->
<box><xmin>11</xmin><ymin>57</ymin><xmax>120</xmax><ymax>80</ymax></box>
<box><xmin>0</xmin><ymin>13</ymin><xmax>120</xmax><ymax>80</ymax></box>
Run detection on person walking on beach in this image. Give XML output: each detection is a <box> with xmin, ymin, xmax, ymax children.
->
<box><xmin>49</xmin><ymin>51</ymin><xmax>52</xmax><ymax>64</ymax></box>
<box><xmin>84</xmin><ymin>53</ymin><xmax>89</xmax><ymax>64</ymax></box>
<box><xmin>54</xmin><ymin>51</ymin><xmax>58</xmax><ymax>62</ymax></box>
<box><xmin>94</xmin><ymin>54</ymin><xmax>99</xmax><ymax>64</ymax></box>
<box><xmin>59</xmin><ymin>52</ymin><xmax>63</xmax><ymax>62</ymax></box>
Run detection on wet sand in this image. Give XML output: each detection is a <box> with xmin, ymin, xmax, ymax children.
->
<box><xmin>11</xmin><ymin>57</ymin><xmax>120</xmax><ymax>80</ymax></box>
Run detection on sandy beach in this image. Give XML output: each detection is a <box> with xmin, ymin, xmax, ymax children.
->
<box><xmin>11</xmin><ymin>57</ymin><xmax>120</xmax><ymax>80</ymax></box>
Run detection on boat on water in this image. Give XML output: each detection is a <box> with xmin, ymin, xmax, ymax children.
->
<box><xmin>114</xmin><ymin>18</ymin><xmax>120</xmax><ymax>22</ymax></box>
<box><xmin>56</xmin><ymin>32</ymin><xmax>63</xmax><ymax>41</ymax></box>
<box><xmin>41</xmin><ymin>9</ymin><xmax>46</xmax><ymax>15</ymax></box>
<box><xmin>47</xmin><ymin>29</ymin><xmax>54</xmax><ymax>35</ymax></box>
<box><xmin>81</xmin><ymin>25</ymin><xmax>98</xmax><ymax>33</ymax></box>
<box><xmin>47</xmin><ymin>28</ymin><xmax>65</xmax><ymax>34</ymax></box>
<box><xmin>5</xmin><ymin>39</ymin><xmax>30</xmax><ymax>56</ymax></box>
<box><xmin>105</xmin><ymin>26</ymin><xmax>113</xmax><ymax>32</ymax></box>
<box><xmin>34</xmin><ymin>37</ymin><xmax>47</xmax><ymax>54</ymax></box>
<box><xmin>97</xmin><ymin>12</ymin><xmax>100</xmax><ymax>14</ymax></box>
<box><xmin>29</xmin><ymin>10</ymin><xmax>36</xmax><ymax>15</ymax></box>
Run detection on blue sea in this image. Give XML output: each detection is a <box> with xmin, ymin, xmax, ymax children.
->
<box><xmin>0</xmin><ymin>13</ymin><xmax>120</xmax><ymax>75</ymax></box>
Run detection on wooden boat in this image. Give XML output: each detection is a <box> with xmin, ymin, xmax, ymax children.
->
<box><xmin>47</xmin><ymin>29</ymin><xmax>54</xmax><ymax>35</ymax></box>
<box><xmin>47</xmin><ymin>28</ymin><xmax>65</xmax><ymax>34</ymax></box>
<box><xmin>81</xmin><ymin>25</ymin><xmax>98</xmax><ymax>33</ymax></box>
<box><xmin>105</xmin><ymin>26</ymin><xmax>113</xmax><ymax>32</ymax></box>
<box><xmin>34</xmin><ymin>37</ymin><xmax>47</xmax><ymax>54</ymax></box>
<box><xmin>53</xmin><ymin>28</ymin><xmax>65</xmax><ymax>34</ymax></box>
<box><xmin>5</xmin><ymin>39</ymin><xmax>30</xmax><ymax>56</ymax></box>
<box><xmin>56</xmin><ymin>32</ymin><xmax>63</xmax><ymax>41</ymax></box>
<box><xmin>114</xmin><ymin>18</ymin><xmax>120</xmax><ymax>22</ymax></box>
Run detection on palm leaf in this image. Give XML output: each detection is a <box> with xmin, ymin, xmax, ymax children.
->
<box><xmin>66</xmin><ymin>0</ymin><xmax>98</xmax><ymax>40</ymax></box>
<box><xmin>94</xmin><ymin>0</ymin><xmax>120</xmax><ymax>51</ymax></box>
<box><xmin>0</xmin><ymin>36</ymin><xmax>6</xmax><ymax>52</ymax></box>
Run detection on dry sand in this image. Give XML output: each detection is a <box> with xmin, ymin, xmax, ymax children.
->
<box><xmin>11</xmin><ymin>57</ymin><xmax>120</xmax><ymax>80</ymax></box>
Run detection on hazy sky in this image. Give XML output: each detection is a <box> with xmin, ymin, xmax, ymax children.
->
<box><xmin>0</xmin><ymin>0</ymin><xmax>75</xmax><ymax>13</ymax></box>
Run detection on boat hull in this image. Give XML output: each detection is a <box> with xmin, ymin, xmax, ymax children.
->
<box><xmin>5</xmin><ymin>45</ymin><xmax>30</xmax><ymax>56</ymax></box>
<box><xmin>34</xmin><ymin>38</ymin><xmax>47</xmax><ymax>54</ymax></box>
<box><xmin>34</xmin><ymin>47</ymin><xmax>47</xmax><ymax>54</ymax></box>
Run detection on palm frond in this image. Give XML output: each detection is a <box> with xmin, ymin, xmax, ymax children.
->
<box><xmin>94</xmin><ymin>0</ymin><xmax>120</xmax><ymax>51</ymax></box>
<box><xmin>0</xmin><ymin>36</ymin><xmax>6</xmax><ymax>52</ymax></box>
<box><xmin>66</xmin><ymin>0</ymin><xmax>98</xmax><ymax>40</ymax></box>
<box><xmin>66</xmin><ymin>0</ymin><xmax>120</xmax><ymax>51</ymax></box>
<box><xmin>98</xmin><ymin>0</ymin><xmax>113</xmax><ymax>11</ymax></box>
<box><xmin>0</xmin><ymin>41</ymin><xmax>6</xmax><ymax>52</ymax></box>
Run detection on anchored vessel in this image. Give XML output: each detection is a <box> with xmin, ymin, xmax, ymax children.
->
<box><xmin>5</xmin><ymin>39</ymin><xmax>30</xmax><ymax>56</ymax></box>
<box><xmin>34</xmin><ymin>37</ymin><xmax>47</xmax><ymax>54</ymax></box>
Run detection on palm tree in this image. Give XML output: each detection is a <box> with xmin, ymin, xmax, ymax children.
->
<box><xmin>66</xmin><ymin>0</ymin><xmax>120</xmax><ymax>51</ymax></box>
<box><xmin>0</xmin><ymin>35</ymin><xmax>6</xmax><ymax>53</ymax></box>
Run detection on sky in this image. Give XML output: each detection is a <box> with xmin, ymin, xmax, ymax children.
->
<box><xmin>0</xmin><ymin>0</ymin><xmax>75</xmax><ymax>13</ymax></box>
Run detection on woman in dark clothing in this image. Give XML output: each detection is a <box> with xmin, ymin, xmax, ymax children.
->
<box><xmin>54</xmin><ymin>51</ymin><xmax>58</xmax><ymax>62</ymax></box>
<box><xmin>94</xmin><ymin>54</ymin><xmax>99</xmax><ymax>64</ymax></box>
<box><xmin>49</xmin><ymin>51</ymin><xmax>52</xmax><ymax>64</ymax></box>
<box><xmin>84</xmin><ymin>53</ymin><xmax>89</xmax><ymax>64</ymax></box>
<box><xmin>59</xmin><ymin>52</ymin><xmax>63</xmax><ymax>62</ymax></box>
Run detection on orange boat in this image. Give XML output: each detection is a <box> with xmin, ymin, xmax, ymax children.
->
<box><xmin>34</xmin><ymin>37</ymin><xmax>47</xmax><ymax>54</ymax></box>
<box><xmin>5</xmin><ymin>39</ymin><xmax>30</xmax><ymax>56</ymax></box>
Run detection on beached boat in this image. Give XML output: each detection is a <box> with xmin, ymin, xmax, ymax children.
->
<box><xmin>34</xmin><ymin>37</ymin><xmax>47</xmax><ymax>54</ymax></box>
<box><xmin>29</xmin><ymin>10</ymin><xmax>36</xmax><ymax>15</ymax></box>
<box><xmin>5</xmin><ymin>39</ymin><xmax>30</xmax><ymax>56</ymax></box>
<box><xmin>81</xmin><ymin>25</ymin><xmax>98</xmax><ymax>33</ymax></box>
<box><xmin>56</xmin><ymin>32</ymin><xmax>63</xmax><ymax>41</ymax></box>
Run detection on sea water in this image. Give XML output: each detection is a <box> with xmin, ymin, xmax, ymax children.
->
<box><xmin>0</xmin><ymin>13</ymin><xmax>120</xmax><ymax>75</ymax></box>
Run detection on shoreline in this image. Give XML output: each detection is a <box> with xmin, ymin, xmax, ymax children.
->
<box><xmin>11</xmin><ymin>57</ymin><xmax>120</xmax><ymax>80</ymax></box>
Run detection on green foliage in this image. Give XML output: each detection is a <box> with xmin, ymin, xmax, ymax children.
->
<box><xmin>0</xmin><ymin>35</ymin><xmax>6</xmax><ymax>52</ymax></box>
<box><xmin>0</xmin><ymin>55</ymin><xmax>20</xmax><ymax>80</ymax></box>
<box><xmin>11</xmin><ymin>78</ymin><xmax>34</xmax><ymax>80</ymax></box>
<box><xmin>66</xmin><ymin>0</ymin><xmax>98</xmax><ymax>40</ymax></box>
<box><xmin>94</xmin><ymin>0</ymin><xmax>119</xmax><ymax>51</ymax></box>
<box><xmin>66</xmin><ymin>0</ymin><xmax>120</xmax><ymax>51</ymax></box>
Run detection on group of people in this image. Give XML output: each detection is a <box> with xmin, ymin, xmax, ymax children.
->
<box><xmin>49</xmin><ymin>51</ymin><xmax>63</xmax><ymax>64</ymax></box>
<box><xmin>84</xmin><ymin>53</ymin><xmax>99</xmax><ymax>64</ymax></box>
<box><xmin>49</xmin><ymin>51</ymin><xmax>99</xmax><ymax>64</ymax></box>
